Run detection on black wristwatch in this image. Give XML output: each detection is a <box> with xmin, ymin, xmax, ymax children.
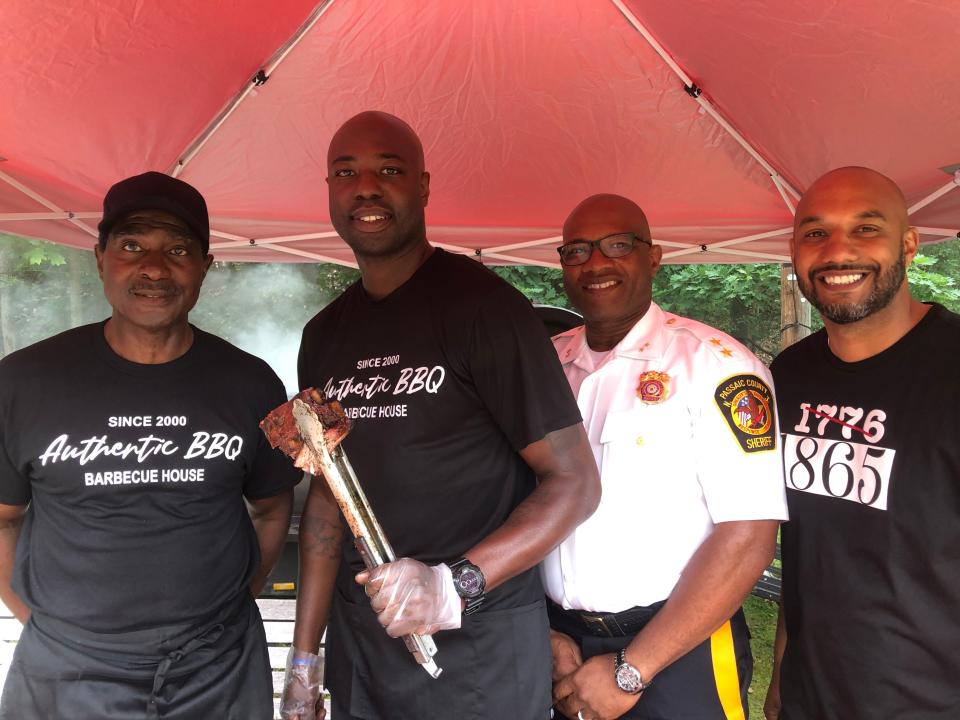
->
<box><xmin>449</xmin><ymin>558</ymin><xmax>486</xmax><ymax>615</ymax></box>
<box><xmin>614</xmin><ymin>648</ymin><xmax>651</xmax><ymax>695</ymax></box>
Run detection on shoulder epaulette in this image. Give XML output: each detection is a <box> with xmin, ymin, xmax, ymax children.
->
<box><xmin>661</xmin><ymin>312</ymin><xmax>743</xmax><ymax>362</ymax></box>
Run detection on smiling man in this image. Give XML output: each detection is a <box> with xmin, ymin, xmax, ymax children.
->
<box><xmin>282</xmin><ymin>111</ymin><xmax>600</xmax><ymax>720</ymax></box>
<box><xmin>0</xmin><ymin>172</ymin><xmax>299</xmax><ymax>719</ymax></box>
<box><xmin>546</xmin><ymin>194</ymin><xmax>787</xmax><ymax>720</ymax></box>
<box><xmin>763</xmin><ymin>167</ymin><xmax>960</xmax><ymax>720</ymax></box>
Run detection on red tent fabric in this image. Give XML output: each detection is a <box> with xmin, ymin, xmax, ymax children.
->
<box><xmin>2</xmin><ymin>0</ymin><xmax>958</xmax><ymax>266</ymax></box>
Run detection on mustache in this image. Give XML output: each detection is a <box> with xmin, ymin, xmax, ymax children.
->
<box><xmin>350</xmin><ymin>203</ymin><xmax>393</xmax><ymax>214</ymax></box>
<box><xmin>128</xmin><ymin>281</ymin><xmax>180</xmax><ymax>296</ymax></box>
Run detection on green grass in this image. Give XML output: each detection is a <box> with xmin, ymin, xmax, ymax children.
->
<box><xmin>744</xmin><ymin>595</ymin><xmax>779</xmax><ymax>718</ymax></box>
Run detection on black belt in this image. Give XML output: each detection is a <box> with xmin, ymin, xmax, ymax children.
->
<box><xmin>547</xmin><ymin>598</ymin><xmax>666</xmax><ymax>638</ymax></box>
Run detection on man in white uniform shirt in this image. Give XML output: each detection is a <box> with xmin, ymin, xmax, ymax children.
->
<box><xmin>546</xmin><ymin>194</ymin><xmax>788</xmax><ymax>720</ymax></box>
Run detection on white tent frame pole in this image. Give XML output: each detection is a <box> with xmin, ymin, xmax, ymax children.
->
<box><xmin>266</xmin><ymin>244</ymin><xmax>358</xmax><ymax>267</ymax></box>
<box><xmin>431</xmin><ymin>241</ymin><xmax>478</xmax><ymax>255</ymax></box>
<box><xmin>0</xmin><ymin>212</ymin><xmax>99</xmax><ymax>222</ymax></box>
<box><xmin>481</xmin><ymin>251</ymin><xmax>560</xmax><ymax>269</ymax></box>
<box><xmin>0</xmin><ymin>170</ymin><xmax>98</xmax><ymax>238</ymax></box>
<box><xmin>486</xmin><ymin>235</ymin><xmax>563</xmax><ymax>253</ymax></box>
<box><xmin>771</xmin><ymin>174</ymin><xmax>797</xmax><ymax>214</ymax></box>
<box><xmin>907</xmin><ymin>172</ymin><xmax>960</xmax><ymax>215</ymax></box>
<box><xmin>665</xmin><ymin>226</ymin><xmax>793</xmax><ymax>260</ymax></box>
<box><xmin>665</xmin><ymin>246</ymin><xmax>790</xmax><ymax>263</ymax></box>
<box><xmin>915</xmin><ymin>226</ymin><xmax>959</xmax><ymax>237</ymax></box>
<box><xmin>170</xmin><ymin>0</ymin><xmax>338</xmax><ymax>178</ymax></box>
<box><xmin>609</xmin><ymin>0</ymin><xmax>801</xmax><ymax>201</ymax></box>
<box><xmin>210</xmin><ymin>230</ymin><xmax>341</xmax><ymax>250</ymax></box>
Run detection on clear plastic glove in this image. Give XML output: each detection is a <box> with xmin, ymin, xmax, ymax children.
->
<box><xmin>279</xmin><ymin>647</ymin><xmax>325</xmax><ymax>720</ymax></box>
<box><xmin>356</xmin><ymin>558</ymin><xmax>462</xmax><ymax>637</ymax></box>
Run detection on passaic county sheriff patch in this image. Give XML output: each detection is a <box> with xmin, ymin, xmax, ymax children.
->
<box><xmin>714</xmin><ymin>374</ymin><xmax>776</xmax><ymax>453</ymax></box>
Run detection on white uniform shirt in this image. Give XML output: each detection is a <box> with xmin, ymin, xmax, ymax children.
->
<box><xmin>541</xmin><ymin>303</ymin><xmax>788</xmax><ymax>612</ymax></box>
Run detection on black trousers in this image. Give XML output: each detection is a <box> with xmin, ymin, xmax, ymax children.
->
<box><xmin>550</xmin><ymin>604</ymin><xmax>753</xmax><ymax>720</ymax></box>
<box><xmin>0</xmin><ymin>593</ymin><xmax>272</xmax><ymax>720</ymax></box>
<box><xmin>327</xmin><ymin>590</ymin><xmax>553</xmax><ymax>720</ymax></box>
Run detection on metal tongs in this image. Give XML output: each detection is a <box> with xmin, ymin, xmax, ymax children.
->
<box><xmin>291</xmin><ymin>399</ymin><xmax>442</xmax><ymax>679</ymax></box>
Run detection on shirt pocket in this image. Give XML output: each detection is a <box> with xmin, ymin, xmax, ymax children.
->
<box><xmin>599</xmin><ymin>405</ymin><xmax>695</xmax><ymax>493</ymax></box>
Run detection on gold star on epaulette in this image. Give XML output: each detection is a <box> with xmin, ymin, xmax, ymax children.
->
<box><xmin>721</xmin><ymin>348</ymin><xmax>733</xmax><ymax>357</ymax></box>
<box><xmin>709</xmin><ymin>338</ymin><xmax>722</xmax><ymax>346</ymax></box>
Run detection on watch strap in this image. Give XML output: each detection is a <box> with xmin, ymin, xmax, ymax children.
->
<box><xmin>449</xmin><ymin>558</ymin><xmax>486</xmax><ymax>615</ymax></box>
<box><xmin>615</xmin><ymin>649</ymin><xmax>652</xmax><ymax>693</ymax></box>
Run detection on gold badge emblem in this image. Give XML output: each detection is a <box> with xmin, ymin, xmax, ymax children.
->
<box><xmin>637</xmin><ymin>371</ymin><xmax>670</xmax><ymax>404</ymax></box>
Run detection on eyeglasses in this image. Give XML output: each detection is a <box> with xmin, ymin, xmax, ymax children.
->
<box><xmin>556</xmin><ymin>232</ymin><xmax>651</xmax><ymax>267</ymax></box>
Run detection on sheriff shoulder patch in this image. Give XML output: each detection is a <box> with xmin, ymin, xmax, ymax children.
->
<box><xmin>714</xmin><ymin>374</ymin><xmax>777</xmax><ymax>453</ymax></box>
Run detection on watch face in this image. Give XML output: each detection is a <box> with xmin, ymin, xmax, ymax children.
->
<box><xmin>615</xmin><ymin>663</ymin><xmax>643</xmax><ymax>694</ymax></box>
<box><xmin>454</xmin><ymin>566</ymin><xmax>485</xmax><ymax>598</ymax></box>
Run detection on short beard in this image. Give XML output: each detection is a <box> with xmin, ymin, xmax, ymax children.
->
<box><xmin>799</xmin><ymin>248</ymin><xmax>906</xmax><ymax>325</ymax></box>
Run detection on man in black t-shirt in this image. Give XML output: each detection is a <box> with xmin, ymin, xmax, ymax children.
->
<box><xmin>0</xmin><ymin>172</ymin><xmax>300</xmax><ymax>719</ymax></box>
<box><xmin>282</xmin><ymin>111</ymin><xmax>601</xmax><ymax>720</ymax></box>
<box><xmin>764</xmin><ymin>166</ymin><xmax>960</xmax><ymax>720</ymax></box>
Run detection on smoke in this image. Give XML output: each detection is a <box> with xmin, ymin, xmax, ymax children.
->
<box><xmin>1</xmin><ymin>241</ymin><xmax>337</xmax><ymax>397</ymax></box>
<box><xmin>192</xmin><ymin>262</ymin><xmax>332</xmax><ymax>397</ymax></box>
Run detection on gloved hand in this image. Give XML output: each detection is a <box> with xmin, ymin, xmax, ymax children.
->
<box><xmin>356</xmin><ymin>558</ymin><xmax>462</xmax><ymax>637</ymax></box>
<box><xmin>279</xmin><ymin>647</ymin><xmax>326</xmax><ymax>720</ymax></box>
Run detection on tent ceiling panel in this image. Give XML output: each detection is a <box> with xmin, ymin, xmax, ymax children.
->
<box><xmin>1</xmin><ymin>0</ymin><xmax>957</xmax><ymax>265</ymax></box>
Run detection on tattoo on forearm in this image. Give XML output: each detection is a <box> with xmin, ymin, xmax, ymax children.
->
<box><xmin>301</xmin><ymin>514</ymin><xmax>344</xmax><ymax>559</ymax></box>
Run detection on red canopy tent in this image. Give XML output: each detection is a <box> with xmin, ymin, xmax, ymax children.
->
<box><xmin>2</xmin><ymin>0</ymin><xmax>958</xmax><ymax>267</ymax></box>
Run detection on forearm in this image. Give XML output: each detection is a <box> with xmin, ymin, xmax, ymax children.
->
<box><xmin>466</xmin><ymin>424</ymin><xmax>600</xmax><ymax>591</ymax></box>
<box><xmin>0</xmin><ymin>511</ymin><xmax>30</xmax><ymax>623</ymax></box>
<box><xmin>248</xmin><ymin>489</ymin><xmax>294</xmax><ymax>596</ymax></box>
<box><xmin>626</xmin><ymin>519</ymin><xmax>778</xmax><ymax>680</ymax></box>
<box><xmin>293</xmin><ymin>476</ymin><xmax>344</xmax><ymax>653</ymax></box>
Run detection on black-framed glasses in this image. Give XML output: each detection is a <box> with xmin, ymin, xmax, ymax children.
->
<box><xmin>556</xmin><ymin>232</ymin><xmax>651</xmax><ymax>266</ymax></box>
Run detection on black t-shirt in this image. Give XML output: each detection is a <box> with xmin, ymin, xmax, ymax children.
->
<box><xmin>298</xmin><ymin>249</ymin><xmax>583</xmax><ymax>610</ymax></box>
<box><xmin>771</xmin><ymin>304</ymin><xmax>960</xmax><ymax>719</ymax></box>
<box><xmin>0</xmin><ymin>323</ymin><xmax>300</xmax><ymax>633</ymax></box>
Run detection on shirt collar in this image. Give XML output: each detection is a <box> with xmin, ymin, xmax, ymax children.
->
<box><xmin>560</xmin><ymin>303</ymin><xmax>666</xmax><ymax>373</ymax></box>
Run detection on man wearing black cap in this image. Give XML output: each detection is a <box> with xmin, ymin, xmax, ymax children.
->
<box><xmin>0</xmin><ymin>172</ymin><xmax>300</xmax><ymax>719</ymax></box>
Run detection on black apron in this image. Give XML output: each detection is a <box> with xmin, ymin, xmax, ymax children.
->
<box><xmin>0</xmin><ymin>592</ymin><xmax>272</xmax><ymax>720</ymax></box>
<box><xmin>326</xmin><ymin>585</ymin><xmax>553</xmax><ymax>720</ymax></box>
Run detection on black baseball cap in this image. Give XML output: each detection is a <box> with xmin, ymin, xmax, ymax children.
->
<box><xmin>97</xmin><ymin>171</ymin><xmax>210</xmax><ymax>254</ymax></box>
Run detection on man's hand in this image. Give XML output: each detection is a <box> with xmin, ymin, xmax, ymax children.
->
<box><xmin>763</xmin><ymin>680</ymin><xmax>781</xmax><ymax>720</ymax></box>
<box><xmin>356</xmin><ymin>558</ymin><xmax>461</xmax><ymax>637</ymax></box>
<box><xmin>553</xmin><ymin>653</ymin><xmax>641</xmax><ymax>720</ymax></box>
<box><xmin>279</xmin><ymin>648</ymin><xmax>326</xmax><ymax>720</ymax></box>
<box><xmin>550</xmin><ymin>629</ymin><xmax>583</xmax><ymax>682</ymax></box>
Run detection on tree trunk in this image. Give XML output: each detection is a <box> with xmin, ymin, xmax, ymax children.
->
<box><xmin>780</xmin><ymin>263</ymin><xmax>811</xmax><ymax>351</ymax></box>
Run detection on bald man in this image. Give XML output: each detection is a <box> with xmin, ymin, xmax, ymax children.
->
<box><xmin>546</xmin><ymin>195</ymin><xmax>787</xmax><ymax>719</ymax></box>
<box><xmin>764</xmin><ymin>167</ymin><xmax>960</xmax><ymax>720</ymax></box>
<box><xmin>283</xmin><ymin>112</ymin><xmax>600</xmax><ymax>720</ymax></box>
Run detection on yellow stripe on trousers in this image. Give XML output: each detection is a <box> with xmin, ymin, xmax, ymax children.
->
<box><xmin>710</xmin><ymin>620</ymin><xmax>746</xmax><ymax>720</ymax></box>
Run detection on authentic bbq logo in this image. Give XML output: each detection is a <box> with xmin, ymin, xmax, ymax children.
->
<box><xmin>714</xmin><ymin>374</ymin><xmax>776</xmax><ymax>453</ymax></box>
<box><xmin>636</xmin><ymin>371</ymin><xmax>670</xmax><ymax>404</ymax></box>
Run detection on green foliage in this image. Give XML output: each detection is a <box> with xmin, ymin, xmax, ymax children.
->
<box><xmin>653</xmin><ymin>263</ymin><xmax>783</xmax><ymax>362</ymax></box>
<box><xmin>491</xmin><ymin>265</ymin><xmax>570</xmax><ymax>308</ymax></box>
<box><xmin>908</xmin><ymin>243</ymin><xmax>960</xmax><ymax>312</ymax></box>
<box><xmin>22</xmin><ymin>240</ymin><xmax>66</xmax><ymax>267</ymax></box>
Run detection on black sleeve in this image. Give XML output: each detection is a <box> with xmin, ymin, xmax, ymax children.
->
<box><xmin>466</xmin><ymin>285</ymin><xmax>582</xmax><ymax>451</ymax></box>
<box><xmin>243</xmin><ymin>367</ymin><xmax>302</xmax><ymax>500</ymax></box>
<box><xmin>0</xmin><ymin>360</ymin><xmax>31</xmax><ymax>505</ymax></box>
